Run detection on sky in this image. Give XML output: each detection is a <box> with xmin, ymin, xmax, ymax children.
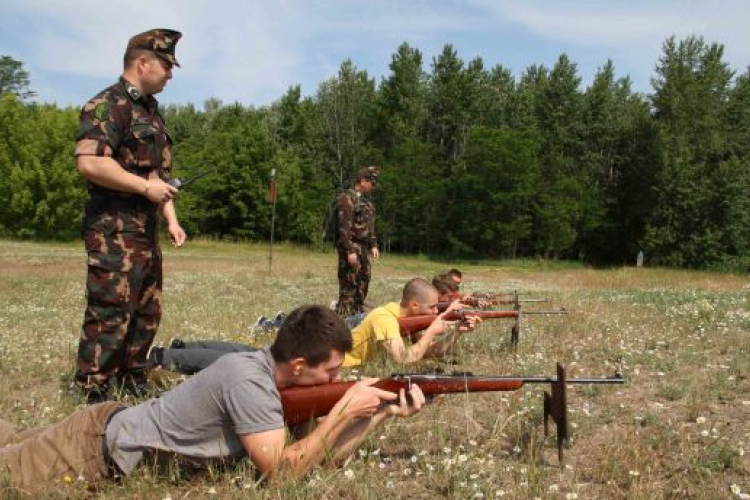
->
<box><xmin>2</xmin><ymin>0</ymin><xmax>750</xmax><ymax>109</ymax></box>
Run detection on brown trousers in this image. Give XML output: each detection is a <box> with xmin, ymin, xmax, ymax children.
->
<box><xmin>0</xmin><ymin>401</ymin><xmax>125</xmax><ymax>495</ymax></box>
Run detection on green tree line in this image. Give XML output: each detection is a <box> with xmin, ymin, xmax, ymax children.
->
<box><xmin>1</xmin><ymin>35</ymin><xmax>749</xmax><ymax>269</ymax></box>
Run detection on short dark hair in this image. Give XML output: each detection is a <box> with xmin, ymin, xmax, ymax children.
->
<box><xmin>271</xmin><ymin>305</ymin><xmax>352</xmax><ymax>366</ymax></box>
<box><xmin>400</xmin><ymin>278</ymin><xmax>436</xmax><ymax>306</ymax></box>
<box><xmin>447</xmin><ymin>268</ymin><xmax>463</xmax><ymax>279</ymax></box>
<box><xmin>123</xmin><ymin>48</ymin><xmax>156</xmax><ymax>70</ymax></box>
<box><xmin>432</xmin><ymin>275</ymin><xmax>458</xmax><ymax>295</ymax></box>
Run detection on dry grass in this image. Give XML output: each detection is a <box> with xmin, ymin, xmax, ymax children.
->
<box><xmin>1</xmin><ymin>238</ymin><xmax>749</xmax><ymax>499</ymax></box>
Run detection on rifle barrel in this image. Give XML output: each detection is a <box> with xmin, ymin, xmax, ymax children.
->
<box><xmin>399</xmin><ymin>310</ymin><xmax>521</xmax><ymax>335</ymax></box>
<box><xmin>280</xmin><ymin>373</ymin><xmax>623</xmax><ymax>426</ymax></box>
<box><xmin>392</xmin><ymin>374</ymin><xmax>624</xmax><ymax>385</ymax></box>
<box><xmin>519</xmin><ymin>309</ymin><xmax>567</xmax><ymax>315</ymax></box>
<box><xmin>518</xmin><ymin>376</ymin><xmax>624</xmax><ymax>384</ymax></box>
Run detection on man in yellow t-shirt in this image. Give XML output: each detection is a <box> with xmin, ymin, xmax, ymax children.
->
<box><xmin>343</xmin><ymin>278</ymin><xmax>479</xmax><ymax>367</ymax></box>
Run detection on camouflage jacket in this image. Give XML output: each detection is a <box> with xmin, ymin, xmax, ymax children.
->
<box><xmin>74</xmin><ymin>77</ymin><xmax>172</xmax><ymax>199</ymax></box>
<box><xmin>337</xmin><ymin>188</ymin><xmax>376</xmax><ymax>253</ymax></box>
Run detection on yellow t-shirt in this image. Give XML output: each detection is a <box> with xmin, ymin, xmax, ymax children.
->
<box><xmin>343</xmin><ymin>302</ymin><xmax>402</xmax><ymax>367</ymax></box>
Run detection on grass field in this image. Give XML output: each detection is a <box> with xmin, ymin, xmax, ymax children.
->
<box><xmin>1</xmin><ymin>238</ymin><xmax>749</xmax><ymax>499</ymax></box>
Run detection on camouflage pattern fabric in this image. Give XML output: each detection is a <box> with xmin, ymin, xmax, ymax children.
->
<box><xmin>127</xmin><ymin>28</ymin><xmax>182</xmax><ymax>67</ymax></box>
<box><xmin>335</xmin><ymin>189</ymin><xmax>376</xmax><ymax>316</ymax></box>
<box><xmin>76</xmin><ymin>208</ymin><xmax>162</xmax><ymax>389</ymax></box>
<box><xmin>336</xmin><ymin>189</ymin><xmax>376</xmax><ymax>255</ymax></box>
<box><xmin>75</xmin><ymin>77</ymin><xmax>173</xmax><ymax>193</ymax></box>
<box><xmin>74</xmin><ymin>78</ymin><xmax>171</xmax><ymax>392</ymax></box>
<box><xmin>336</xmin><ymin>243</ymin><xmax>371</xmax><ymax>316</ymax></box>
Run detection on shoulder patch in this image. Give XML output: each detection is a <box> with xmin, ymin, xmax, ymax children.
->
<box><xmin>93</xmin><ymin>102</ymin><xmax>111</xmax><ymax>122</ymax></box>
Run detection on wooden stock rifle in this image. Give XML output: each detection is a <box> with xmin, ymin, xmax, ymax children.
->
<box><xmin>279</xmin><ymin>363</ymin><xmax>624</xmax><ymax>463</ymax></box>
<box><xmin>436</xmin><ymin>301</ymin><xmax>562</xmax><ymax>313</ymax></box>
<box><xmin>401</xmin><ymin>307</ymin><xmax>567</xmax><ymax>348</ymax></box>
<box><xmin>454</xmin><ymin>295</ymin><xmax>550</xmax><ymax>308</ymax></box>
<box><xmin>471</xmin><ymin>290</ymin><xmax>537</xmax><ymax>299</ymax></box>
<box><xmin>399</xmin><ymin>310</ymin><xmax>519</xmax><ymax>335</ymax></box>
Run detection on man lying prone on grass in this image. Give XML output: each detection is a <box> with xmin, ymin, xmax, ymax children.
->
<box><xmin>0</xmin><ymin>305</ymin><xmax>425</xmax><ymax>494</ymax></box>
<box><xmin>144</xmin><ymin>308</ymin><xmax>365</xmax><ymax>375</ymax></box>
<box><xmin>146</xmin><ymin>278</ymin><xmax>476</xmax><ymax>375</ymax></box>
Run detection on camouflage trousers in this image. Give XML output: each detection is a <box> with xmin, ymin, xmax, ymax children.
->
<box><xmin>75</xmin><ymin>208</ymin><xmax>162</xmax><ymax>391</ymax></box>
<box><xmin>336</xmin><ymin>242</ymin><xmax>371</xmax><ymax>316</ymax></box>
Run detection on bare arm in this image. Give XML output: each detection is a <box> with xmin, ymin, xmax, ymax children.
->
<box><xmin>423</xmin><ymin>315</ymin><xmax>480</xmax><ymax>358</ymax></box>
<box><xmin>160</xmin><ymin>199</ymin><xmax>186</xmax><ymax>247</ymax></box>
<box><xmin>329</xmin><ymin>386</ymin><xmax>426</xmax><ymax>463</ymax></box>
<box><xmin>239</xmin><ymin>379</ymin><xmax>400</xmax><ymax>480</ymax></box>
<box><xmin>422</xmin><ymin>325</ymin><xmax>462</xmax><ymax>358</ymax></box>
<box><xmin>385</xmin><ymin>298</ymin><xmax>470</xmax><ymax>364</ymax></box>
<box><xmin>76</xmin><ymin>155</ymin><xmax>177</xmax><ymax>203</ymax></box>
<box><xmin>382</xmin><ymin>318</ymin><xmax>445</xmax><ymax>364</ymax></box>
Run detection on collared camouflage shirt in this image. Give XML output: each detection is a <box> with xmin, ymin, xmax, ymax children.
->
<box><xmin>75</xmin><ymin>77</ymin><xmax>172</xmax><ymax>196</ymax></box>
<box><xmin>337</xmin><ymin>188</ymin><xmax>377</xmax><ymax>253</ymax></box>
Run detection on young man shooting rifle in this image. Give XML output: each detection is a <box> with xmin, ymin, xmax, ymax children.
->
<box><xmin>342</xmin><ymin>278</ymin><xmax>480</xmax><ymax>367</ymax></box>
<box><xmin>0</xmin><ymin>305</ymin><xmax>425</xmax><ymax>493</ymax></box>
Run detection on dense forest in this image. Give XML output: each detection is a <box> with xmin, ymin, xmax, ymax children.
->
<box><xmin>2</xmin><ymin>35</ymin><xmax>750</xmax><ymax>269</ymax></box>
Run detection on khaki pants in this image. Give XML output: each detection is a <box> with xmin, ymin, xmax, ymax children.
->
<box><xmin>0</xmin><ymin>401</ymin><xmax>125</xmax><ymax>495</ymax></box>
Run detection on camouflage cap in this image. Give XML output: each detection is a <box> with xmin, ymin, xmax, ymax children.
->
<box><xmin>357</xmin><ymin>166</ymin><xmax>380</xmax><ymax>183</ymax></box>
<box><xmin>127</xmin><ymin>28</ymin><xmax>182</xmax><ymax>67</ymax></box>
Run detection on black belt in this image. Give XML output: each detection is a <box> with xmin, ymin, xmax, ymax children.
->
<box><xmin>83</xmin><ymin>195</ymin><xmax>158</xmax><ymax>238</ymax></box>
<box><xmin>86</xmin><ymin>194</ymin><xmax>157</xmax><ymax>215</ymax></box>
<box><xmin>102</xmin><ymin>406</ymin><xmax>128</xmax><ymax>478</ymax></box>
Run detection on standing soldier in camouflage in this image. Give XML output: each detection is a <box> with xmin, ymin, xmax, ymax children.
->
<box><xmin>73</xmin><ymin>29</ymin><xmax>186</xmax><ymax>403</ymax></box>
<box><xmin>335</xmin><ymin>167</ymin><xmax>380</xmax><ymax>316</ymax></box>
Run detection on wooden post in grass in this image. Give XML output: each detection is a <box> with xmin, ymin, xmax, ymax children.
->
<box><xmin>268</xmin><ymin>168</ymin><xmax>278</xmax><ymax>273</ymax></box>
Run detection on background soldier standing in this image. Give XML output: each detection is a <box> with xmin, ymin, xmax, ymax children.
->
<box><xmin>73</xmin><ymin>29</ymin><xmax>186</xmax><ymax>403</ymax></box>
<box><xmin>335</xmin><ymin>166</ymin><xmax>380</xmax><ymax>316</ymax></box>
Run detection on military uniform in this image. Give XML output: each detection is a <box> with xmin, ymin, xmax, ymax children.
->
<box><xmin>335</xmin><ymin>168</ymin><xmax>378</xmax><ymax>316</ymax></box>
<box><xmin>73</xmin><ymin>29</ymin><xmax>181</xmax><ymax>397</ymax></box>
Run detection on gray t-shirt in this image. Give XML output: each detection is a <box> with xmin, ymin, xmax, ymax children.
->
<box><xmin>106</xmin><ymin>347</ymin><xmax>284</xmax><ymax>474</ymax></box>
